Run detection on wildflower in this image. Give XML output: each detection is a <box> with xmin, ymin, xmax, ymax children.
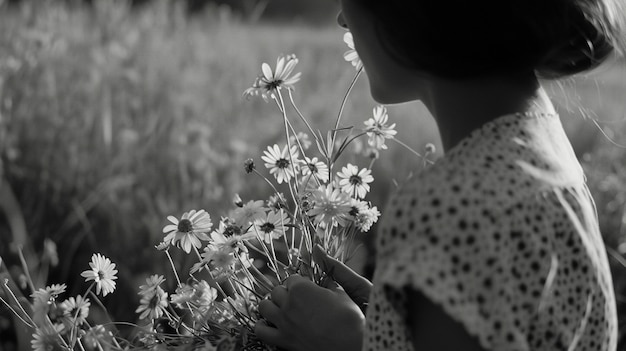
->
<box><xmin>215</xmin><ymin>217</ymin><xmax>253</xmax><ymax>239</ymax></box>
<box><xmin>31</xmin><ymin>284</ymin><xmax>66</xmax><ymax>326</ymax></box>
<box><xmin>243</xmin><ymin>54</ymin><xmax>301</xmax><ymax>101</ymax></box>
<box><xmin>210</xmin><ymin>229</ymin><xmax>253</xmax><ymax>252</ymax></box>
<box><xmin>31</xmin><ymin>326</ymin><xmax>64</xmax><ymax>351</ymax></box>
<box><xmin>308</xmin><ymin>185</ymin><xmax>352</xmax><ymax>228</ymax></box>
<box><xmin>169</xmin><ymin>284</ymin><xmax>195</xmax><ymax>307</ymax></box>
<box><xmin>255</xmin><ymin>210</ymin><xmax>291</xmax><ymax>243</ymax></box>
<box><xmin>192</xmin><ymin>245</ymin><xmax>237</xmax><ymax>277</ymax></box>
<box><xmin>299</xmin><ymin>191</ymin><xmax>316</xmax><ymax>213</ymax></box>
<box><xmin>31</xmin><ymin>284</ymin><xmax>66</xmax><ymax>309</ymax></box>
<box><xmin>170</xmin><ymin>281</ymin><xmax>217</xmax><ymax>314</ymax></box>
<box><xmin>355</xmin><ymin>205</ymin><xmax>381</xmax><ymax>232</ymax></box>
<box><xmin>80</xmin><ymin>253</ymin><xmax>118</xmax><ymax>297</ymax></box>
<box><xmin>343</xmin><ymin>32</ymin><xmax>363</xmax><ymax>70</ymax></box>
<box><xmin>349</xmin><ymin>198</ymin><xmax>369</xmax><ymax>217</ymax></box>
<box><xmin>82</xmin><ymin>325</ymin><xmax>110</xmax><ymax>350</ymax></box>
<box><xmin>289</xmin><ymin>132</ymin><xmax>312</xmax><ymax>150</ymax></box>
<box><xmin>244</xmin><ymin>158</ymin><xmax>255</xmax><ymax>174</ymax></box>
<box><xmin>337</xmin><ymin>164</ymin><xmax>374</xmax><ymax>199</ymax></box>
<box><xmin>233</xmin><ymin>193</ymin><xmax>244</xmax><ymax>207</ymax></box>
<box><xmin>364</xmin><ymin>105</ymin><xmax>397</xmax><ymax>150</ymax></box>
<box><xmin>60</xmin><ymin>295</ymin><xmax>90</xmax><ymax>327</ymax></box>
<box><xmin>367</xmin><ymin>147</ymin><xmax>381</xmax><ymax>160</ymax></box>
<box><xmin>267</xmin><ymin>192</ymin><xmax>287</xmax><ymax>210</ymax></box>
<box><xmin>155</xmin><ymin>241</ymin><xmax>169</xmax><ymax>251</ymax></box>
<box><xmin>136</xmin><ymin>286</ymin><xmax>168</xmax><ymax>320</ymax></box>
<box><xmin>261</xmin><ymin>144</ymin><xmax>299</xmax><ymax>184</ymax></box>
<box><xmin>138</xmin><ymin>275</ymin><xmax>166</xmax><ymax>296</ymax></box>
<box><xmin>301</xmin><ymin>157</ymin><xmax>329</xmax><ymax>183</ymax></box>
<box><xmin>232</xmin><ymin>200</ymin><xmax>267</xmax><ymax>226</ymax></box>
<box><xmin>162</xmin><ymin>210</ymin><xmax>213</xmax><ymax>253</ymax></box>
<box><xmin>425</xmin><ymin>143</ymin><xmax>436</xmax><ymax>154</ymax></box>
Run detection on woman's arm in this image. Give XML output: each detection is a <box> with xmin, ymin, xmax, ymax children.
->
<box><xmin>407</xmin><ymin>288</ymin><xmax>488</xmax><ymax>351</ymax></box>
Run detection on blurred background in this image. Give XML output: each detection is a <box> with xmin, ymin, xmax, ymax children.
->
<box><xmin>0</xmin><ymin>0</ymin><xmax>625</xmax><ymax>349</ymax></box>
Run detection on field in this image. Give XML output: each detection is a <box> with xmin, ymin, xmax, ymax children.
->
<box><xmin>1</xmin><ymin>1</ymin><xmax>626</xmax><ymax>349</ymax></box>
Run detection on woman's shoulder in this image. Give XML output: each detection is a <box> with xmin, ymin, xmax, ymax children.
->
<box><xmin>396</xmin><ymin>112</ymin><xmax>585</xmax><ymax>211</ymax></box>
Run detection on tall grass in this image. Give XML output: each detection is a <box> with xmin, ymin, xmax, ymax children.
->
<box><xmin>0</xmin><ymin>0</ymin><xmax>625</xmax><ymax>348</ymax></box>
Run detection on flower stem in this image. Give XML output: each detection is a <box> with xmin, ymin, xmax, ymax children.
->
<box><xmin>16</xmin><ymin>245</ymin><xmax>35</xmax><ymax>293</ymax></box>
<box><xmin>164</xmin><ymin>249</ymin><xmax>183</xmax><ymax>288</ymax></box>
<box><xmin>287</xmin><ymin>89</ymin><xmax>321</xmax><ymax>145</ymax></box>
<box><xmin>330</xmin><ymin>67</ymin><xmax>363</xmax><ymax>173</ymax></box>
<box><xmin>390</xmin><ymin>137</ymin><xmax>425</xmax><ymax>159</ymax></box>
<box><xmin>1</xmin><ymin>278</ymin><xmax>35</xmax><ymax>327</ymax></box>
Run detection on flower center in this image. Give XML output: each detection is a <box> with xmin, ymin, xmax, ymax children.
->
<box><xmin>260</xmin><ymin>222</ymin><xmax>275</xmax><ymax>233</ymax></box>
<box><xmin>224</xmin><ymin>225</ymin><xmax>241</xmax><ymax>237</ymax></box>
<box><xmin>276</xmin><ymin>158</ymin><xmax>290</xmax><ymax>169</ymax></box>
<box><xmin>148</xmin><ymin>294</ymin><xmax>160</xmax><ymax>309</ymax></box>
<box><xmin>178</xmin><ymin>219</ymin><xmax>193</xmax><ymax>233</ymax></box>
<box><xmin>267</xmin><ymin>79</ymin><xmax>283</xmax><ymax>90</ymax></box>
<box><xmin>349</xmin><ymin>175</ymin><xmax>362</xmax><ymax>186</ymax></box>
<box><xmin>308</xmin><ymin>163</ymin><xmax>318</xmax><ymax>173</ymax></box>
<box><xmin>97</xmin><ymin>271</ymin><xmax>106</xmax><ymax>280</ymax></box>
<box><xmin>349</xmin><ymin>206</ymin><xmax>359</xmax><ymax>217</ymax></box>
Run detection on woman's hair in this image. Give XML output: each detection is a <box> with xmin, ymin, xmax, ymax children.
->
<box><xmin>362</xmin><ymin>0</ymin><xmax>626</xmax><ymax>79</ymax></box>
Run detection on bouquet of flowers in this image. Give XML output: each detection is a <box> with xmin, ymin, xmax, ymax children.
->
<box><xmin>0</xmin><ymin>32</ymin><xmax>433</xmax><ymax>351</ymax></box>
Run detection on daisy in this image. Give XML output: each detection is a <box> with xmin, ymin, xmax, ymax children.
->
<box><xmin>171</xmin><ymin>281</ymin><xmax>217</xmax><ymax>313</ymax></box>
<box><xmin>267</xmin><ymin>192</ymin><xmax>287</xmax><ymax>211</ymax></box>
<box><xmin>244</xmin><ymin>158</ymin><xmax>255</xmax><ymax>174</ymax></box>
<box><xmin>162</xmin><ymin>210</ymin><xmax>213</xmax><ymax>253</ymax></box>
<box><xmin>135</xmin><ymin>286</ymin><xmax>168</xmax><ymax>320</ymax></box>
<box><xmin>355</xmin><ymin>205</ymin><xmax>381</xmax><ymax>232</ymax></box>
<box><xmin>337</xmin><ymin>164</ymin><xmax>374</xmax><ymax>199</ymax></box>
<box><xmin>82</xmin><ymin>325</ymin><xmax>110</xmax><ymax>350</ymax></box>
<box><xmin>261</xmin><ymin>144</ymin><xmax>299</xmax><ymax>184</ymax></box>
<box><xmin>213</xmin><ymin>218</ymin><xmax>254</xmax><ymax>239</ymax></box>
<box><xmin>31</xmin><ymin>326</ymin><xmax>64</xmax><ymax>351</ymax></box>
<box><xmin>364</xmin><ymin>105</ymin><xmax>397</xmax><ymax>150</ymax></box>
<box><xmin>210</xmin><ymin>229</ymin><xmax>253</xmax><ymax>252</ymax></box>
<box><xmin>308</xmin><ymin>184</ymin><xmax>352</xmax><ymax>228</ymax></box>
<box><xmin>343</xmin><ymin>32</ymin><xmax>363</xmax><ymax>70</ymax></box>
<box><xmin>138</xmin><ymin>274</ymin><xmax>166</xmax><ymax>296</ymax></box>
<box><xmin>301</xmin><ymin>156</ymin><xmax>329</xmax><ymax>183</ymax></box>
<box><xmin>349</xmin><ymin>198</ymin><xmax>369</xmax><ymax>218</ymax></box>
<box><xmin>192</xmin><ymin>244</ymin><xmax>238</xmax><ymax>278</ymax></box>
<box><xmin>243</xmin><ymin>54</ymin><xmax>301</xmax><ymax>102</ymax></box>
<box><xmin>31</xmin><ymin>284</ymin><xmax>66</xmax><ymax>326</ymax></box>
<box><xmin>80</xmin><ymin>253</ymin><xmax>118</xmax><ymax>297</ymax></box>
<box><xmin>233</xmin><ymin>193</ymin><xmax>244</xmax><ymax>207</ymax></box>
<box><xmin>60</xmin><ymin>295</ymin><xmax>90</xmax><ymax>327</ymax></box>
<box><xmin>31</xmin><ymin>284</ymin><xmax>66</xmax><ymax>308</ymax></box>
<box><xmin>254</xmin><ymin>210</ymin><xmax>291</xmax><ymax>243</ymax></box>
<box><xmin>170</xmin><ymin>283</ymin><xmax>195</xmax><ymax>308</ymax></box>
<box><xmin>231</xmin><ymin>200</ymin><xmax>267</xmax><ymax>226</ymax></box>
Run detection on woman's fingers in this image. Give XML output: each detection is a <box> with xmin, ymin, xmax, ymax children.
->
<box><xmin>254</xmin><ymin>321</ymin><xmax>290</xmax><ymax>349</ymax></box>
<box><xmin>270</xmin><ymin>285</ymin><xmax>288</xmax><ymax>308</ymax></box>
<box><xmin>258</xmin><ymin>299</ymin><xmax>282</xmax><ymax>326</ymax></box>
<box><xmin>314</xmin><ymin>244</ymin><xmax>373</xmax><ymax>299</ymax></box>
<box><xmin>283</xmin><ymin>274</ymin><xmax>308</xmax><ymax>290</ymax></box>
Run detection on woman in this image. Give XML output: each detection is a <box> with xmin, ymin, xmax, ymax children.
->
<box><xmin>255</xmin><ymin>1</ymin><xmax>625</xmax><ymax>350</ymax></box>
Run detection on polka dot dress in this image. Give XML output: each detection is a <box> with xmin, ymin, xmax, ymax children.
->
<box><xmin>363</xmin><ymin>113</ymin><xmax>618</xmax><ymax>351</ymax></box>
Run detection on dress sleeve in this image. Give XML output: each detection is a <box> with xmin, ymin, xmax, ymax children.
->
<box><xmin>372</xmin><ymin>183</ymin><xmax>616</xmax><ymax>351</ymax></box>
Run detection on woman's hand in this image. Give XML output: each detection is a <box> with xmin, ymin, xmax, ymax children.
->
<box><xmin>313</xmin><ymin>244</ymin><xmax>372</xmax><ymax>310</ymax></box>
<box><xmin>255</xmin><ymin>261</ymin><xmax>368</xmax><ymax>351</ymax></box>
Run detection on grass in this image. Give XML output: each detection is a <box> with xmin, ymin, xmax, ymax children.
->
<box><xmin>0</xmin><ymin>0</ymin><xmax>625</xmax><ymax>349</ymax></box>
